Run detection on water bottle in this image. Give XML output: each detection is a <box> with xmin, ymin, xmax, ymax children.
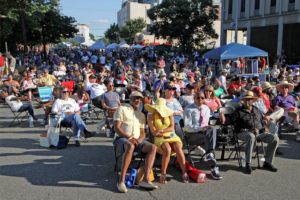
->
<box><xmin>105</xmin><ymin>128</ymin><xmax>111</xmax><ymax>137</ymax></box>
<box><xmin>125</xmin><ymin>168</ymin><xmax>137</xmax><ymax>188</ymax></box>
<box><xmin>241</xmin><ymin>156</ymin><xmax>246</xmax><ymax>167</ymax></box>
<box><xmin>28</xmin><ymin>116</ymin><xmax>34</xmax><ymax>128</ymax></box>
<box><xmin>121</xmin><ymin>93</ymin><xmax>126</xmax><ymax>101</ymax></box>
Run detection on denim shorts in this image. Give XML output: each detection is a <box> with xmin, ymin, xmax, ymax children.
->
<box><xmin>113</xmin><ymin>137</ymin><xmax>147</xmax><ymax>157</ymax></box>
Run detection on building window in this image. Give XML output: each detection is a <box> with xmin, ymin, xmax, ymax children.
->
<box><xmin>270</xmin><ymin>0</ymin><xmax>276</xmax><ymax>7</ymax></box>
<box><xmin>241</xmin><ymin>0</ymin><xmax>245</xmax><ymax>12</ymax></box>
<box><xmin>255</xmin><ymin>0</ymin><xmax>260</xmax><ymax>10</ymax></box>
<box><xmin>228</xmin><ymin>0</ymin><xmax>233</xmax><ymax>14</ymax></box>
<box><xmin>289</xmin><ymin>0</ymin><xmax>295</xmax><ymax>3</ymax></box>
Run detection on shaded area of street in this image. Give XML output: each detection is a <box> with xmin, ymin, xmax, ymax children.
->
<box><xmin>0</xmin><ymin>104</ymin><xmax>300</xmax><ymax>200</ymax></box>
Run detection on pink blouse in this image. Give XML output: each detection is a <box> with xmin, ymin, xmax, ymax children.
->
<box><xmin>204</xmin><ymin>97</ymin><xmax>222</xmax><ymax>112</ymax></box>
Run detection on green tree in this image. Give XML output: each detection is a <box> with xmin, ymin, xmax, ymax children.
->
<box><xmin>119</xmin><ymin>18</ymin><xmax>146</xmax><ymax>43</ymax></box>
<box><xmin>104</xmin><ymin>23</ymin><xmax>120</xmax><ymax>43</ymax></box>
<box><xmin>89</xmin><ymin>33</ymin><xmax>96</xmax><ymax>41</ymax></box>
<box><xmin>147</xmin><ymin>0</ymin><xmax>218</xmax><ymax>51</ymax></box>
<box><xmin>0</xmin><ymin>0</ymin><xmax>77</xmax><ymax>54</ymax></box>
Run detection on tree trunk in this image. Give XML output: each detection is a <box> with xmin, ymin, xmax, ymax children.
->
<box><xmin>20</xmin><ymin>11</ymin><xmax>28</xmax><ymax>52</ymax></box>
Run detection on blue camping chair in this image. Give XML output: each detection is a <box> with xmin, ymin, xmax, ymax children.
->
<box><xmin>38</xmin><ymin>86</ymin><xmax>53</xmax><ymax>102</ymax></box>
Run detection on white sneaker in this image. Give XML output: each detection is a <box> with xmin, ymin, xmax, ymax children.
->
<box><xmin>193</xmin><ymin>146</ymin><xmax>206</xmax><ymax>156</ymax></box>
<box><xmin>296</xmin><ymin>131</ymin><xmax>300</xmax><ymax>142</ymax></box>
<box><xmin>117</xmin><ymin>182</ymin><xmax>128</xmax><ymax>193</ymax></box>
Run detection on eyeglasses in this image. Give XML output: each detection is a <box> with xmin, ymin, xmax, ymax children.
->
<box><xmin>205</xmin><ymin>90</ymin><xmax>213</xmax><ymax>92</ymax></box>
<box><xmin>196</xmin><ymin>96</ymin><xmax>205</xmax><ymax>100</ymax></box>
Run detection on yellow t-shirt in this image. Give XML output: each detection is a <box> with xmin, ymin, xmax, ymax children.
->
<box><xmin>38</xmin><ymin>74</ymin><xmax>57</xmax><ymax>86</ymax></box>
<box><xmin>113</xmin><ymin>104</ymin><xmax>145</xmax><ymax>139</ymax></box>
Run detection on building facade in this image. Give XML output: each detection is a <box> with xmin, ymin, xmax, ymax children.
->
<box><xmin>118</xmin><ymin>1</ymin><xmax>152</xmax><ymax>28</ymax></box>
<box><xmin>221</xmin><ymin>0</ymin><xmax>300</xmax><ymax>64</ymax></box>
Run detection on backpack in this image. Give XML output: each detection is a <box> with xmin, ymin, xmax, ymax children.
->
<box><xmin>56</xmin><ymin>136</ymin><xmax>69</xmax><ymax>149</ymax></box>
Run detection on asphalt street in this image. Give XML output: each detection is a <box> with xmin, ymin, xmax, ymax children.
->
<box><xmin>0</xmin><ymin>103</ymin><xmax>300</xmax><ymax>200</ymax></box>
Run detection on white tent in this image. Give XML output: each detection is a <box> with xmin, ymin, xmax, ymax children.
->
<box><xmin>89</xmin><ymin>41</ymin><xmax>106</xmax><ymax>50</ymax></box>
<box><xmin>119</xmin><ymin>43</ymin><xmax>130</xmax><ymax>48</ymax></box>
<box><xmin>131</xmin><ymin>44</ymin><xmax>144</xmax><ymax>49</ymax></box>
<box><xmin>81</xmin><ymin>40</ymin><xmax>95</xmax><ymax>47</ymax></box>
<box><xmin>106</xmin><ymin>43</ymin><xmax>119</xmax><ymax>49</ymax></box>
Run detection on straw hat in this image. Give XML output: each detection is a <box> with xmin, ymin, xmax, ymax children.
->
<box><xmin>129</xmin><ymin>91</ymin><xmax>144</xmax><ymax>99</ymax></box>
<box><xmin>276</xmin><ymin>81</ymin><xmax>294</xmax><ymax>91</ymax></box>
<box><xmin>144</xmin><ymin>98</ymin><xmax>174</xmax><ymax>118</ymax></box>
<box><xmin>240</xmin><ymin>91</ymin><xmax>258</xmax><ymax>100</ymax></box>
<box><xmin>158</xmin><ymin>71</ymin><xmax>166</xmax><ymax>78</ymax></box>
<box><xmin>177</xmin><ymin>73</ymin><xmax>184</xmax><ymax>80</ymax></box>
<box><xmin>261</xmin><ymin>82</ymin><xmax>274</xmax><ymax>91</ymax></box>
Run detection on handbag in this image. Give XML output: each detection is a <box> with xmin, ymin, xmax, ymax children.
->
<box><xmin>136</xmin><ymin>166</ymin><xmax>155</xmax><ymax>184</ymax></box>
<box><xmin>47</xmin><ymin>114</ymin><xmax>63</xmax><ymax>147</ymax></box>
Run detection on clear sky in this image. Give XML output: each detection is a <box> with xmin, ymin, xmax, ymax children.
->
<box><xmin>60</xmin><ymin>0</ymin><xmax>121</xmax><ymax>37</ymax></box>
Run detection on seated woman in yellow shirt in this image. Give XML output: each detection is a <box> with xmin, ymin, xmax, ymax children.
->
<box><xmin>146</xmin><ymin>98</ymin><xmax>188</xmax><ymax>184</ymax></box>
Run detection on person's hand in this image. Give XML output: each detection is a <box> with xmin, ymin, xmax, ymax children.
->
<box><xmin>154</xmin><ymin>130</ymin><xmax>163</xmax><ymax>137</ymax></box>
<box><xmin>128</xmin><ymin>138</ymin><xmax>138</xmax><ymax>146</ymax></box>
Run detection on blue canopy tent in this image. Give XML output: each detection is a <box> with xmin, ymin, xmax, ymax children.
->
<box><xmin>203</xmin><ymin>43</ymin><xmax>268</xmax><ymax>60</ymax></box>
<box><xmin>203</xmin><ymin>43</ymin><xmax>269</xmax><ymax>80</ymax></box>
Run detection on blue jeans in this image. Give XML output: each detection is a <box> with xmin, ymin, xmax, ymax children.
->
<box><xmin>18</xmin><ymin>103</ymin><xmax>35</xmax><ymax>119</ymax></box>
<box><xmin>61</xmin><ymin>114</ymin><xmax>86</xmax><ymax>141</ymax></box>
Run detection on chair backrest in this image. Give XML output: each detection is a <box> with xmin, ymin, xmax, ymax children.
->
<box><xmin>224</xmin><ymin>101</ymin><xmax>240</xmax><ymax>110</ymax></box>
<box><xmin>219</xmin><ymin>107</ymin><xmax>235</xmax><ymax>115</ymax></box>
<box><xmin>38</xmin><ymin>86</ymin><xmax>53</xmax><ymax>102</ymax></box>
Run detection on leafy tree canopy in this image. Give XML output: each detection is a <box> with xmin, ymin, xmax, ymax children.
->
<box><xmin>104</xmin><ymin>23</ymin><xmax>120</xmax><ymax>43</ymax></box>
<box><xmin>119</xmin><ymin>18</ymin><xmax>146</xmax><ymax>43</ymax></box>
<box><xmin>147</xmin><ymin>0</ymin><xmax>218</xmax><ymax>51</ymax></box>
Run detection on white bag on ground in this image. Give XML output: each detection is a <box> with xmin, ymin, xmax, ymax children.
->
<box><xmin>47</xmin><ymin>114</ymin><xmax>62</xmax><ymax>147</ymax></box>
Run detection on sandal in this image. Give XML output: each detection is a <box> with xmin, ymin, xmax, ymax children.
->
<box><xmin>160</xmin><ymin>174</ymin><xmax>168</xmax><ymax>184</ymax></box>
<box><xmin>182</xmin><ymin>173</ymin><xmax>189</xmax><ymax>183</ymax></box>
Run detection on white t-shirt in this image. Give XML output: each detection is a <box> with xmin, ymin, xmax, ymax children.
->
<box><xmin>52</xmin><ymin>98</ymin><xmax>80</xmax><ymax>114</ymax></box>
<box><xmin>5</xmin><ymin>95</ymin><xmax>23</xmax><ymax>111</ymax></box>
<box><xmin>100</xmin><ymin>56</ymin><xmax>106</xmax><ymax>64</ymax></box>
<box><xmin>85</xmin><ymin>82</ymin><xmax>106</xmax><ymax>99</ymax></box>
<box><xmin>91</xmin><ymin>55</ymin><xmax>98</xmax><ymax>64</ymax></box>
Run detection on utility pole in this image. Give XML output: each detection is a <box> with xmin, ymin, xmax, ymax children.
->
<box><xmin>235</xmin><ymin>0</ymin><xmax>239</xmax><ymax>43</ymax></box>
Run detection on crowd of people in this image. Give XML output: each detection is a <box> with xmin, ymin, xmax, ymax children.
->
<box><xmin>0</xmin><ymin>47</ymin><xmax>299</xmax><ymax>193</ymax></box>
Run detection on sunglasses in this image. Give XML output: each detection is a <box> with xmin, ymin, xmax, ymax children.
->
<box><xmin>131</xmin><ymin>96</ymin><xmax>142</xmax><ymax>100</ymax></box>
<box><xmin>196</xmin><ymin>96</ymin><xmax>205</xmax><ymax>100</ymax></box>
<box><xmin>62</xmin><ymin>91</ymin><xmax>69</xmax><ymax>93</ymax></box>
<box><xmin>205</xmin><ymin>90</ymin><xmax>213</xmax><ymax>92</ymax></box>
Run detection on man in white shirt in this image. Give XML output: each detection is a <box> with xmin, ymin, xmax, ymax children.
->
<box><xmin>52</xmin><ymin>87</ymin><xmax>94</xmax><ymax>146</ymax></box>
<box><xmin>184</xmin><ymin>92</ymin><xmax>222</xmax><ymax>180</ymax></box>
<box><xmin>3</xmin><ymin>88</ymin><xmax>38</xmax><ymax>121</ymax></box>
<box><xmin>84</xmin><ymin>73</ymin><xmax>106</xmax><ymax>108</ymax></box>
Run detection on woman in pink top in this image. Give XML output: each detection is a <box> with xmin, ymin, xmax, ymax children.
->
<box><xmin>204</xmin><ymin>85</ymin><xmax>222</xmax><ymax>112</ymax></box>
<box><xmin>203</xmin><ymin>85</ymin><xmax>225</xmax><ymax>124</ymax></box>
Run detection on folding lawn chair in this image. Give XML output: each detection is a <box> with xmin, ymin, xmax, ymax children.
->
<box><xmin>38</xmin><ymin>86</ymin><xmax>53</xmax><ymax>103</ymax></box>
<box><xmin>7</xmin><ymin>104</ymin><xmax>29</xmax><ymax>127</ymax></box>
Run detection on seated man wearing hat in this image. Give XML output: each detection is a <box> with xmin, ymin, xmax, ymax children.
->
<box><xmin>235</xmin><ymin>91</ymin><xmax>279</xmax><ymax>174</ymax></box>
<box><xmin>184</xmin><ymin>91</ymin><xmax>223</xmax><ymax>180</ymax></box>
<box><xmin>113</xmin><ymin>91</ymin><xmax>158</xmax><ymax>193</ymax></box>
<box><xmin>179</xmin><ymin>83</ymin><xmax>195</xmax><ymax>109</ymax></box>
<box><xmin>273</xmin><ymin>81</ymin><xmax>300</xmax><ymax>141</ymax></box>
